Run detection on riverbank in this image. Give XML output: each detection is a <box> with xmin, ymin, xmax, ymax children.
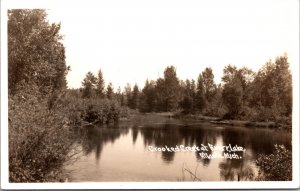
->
<box><xmin>92</xmin><ymin>110</ymin><xmax>291</xmax><ymax>131</ymax></box>
<box><xmin>173</xmin><ymin>113</ymin><xmax>292</xmax><ymax>131</ymax></box>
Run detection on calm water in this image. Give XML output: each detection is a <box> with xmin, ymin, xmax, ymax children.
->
<box><xmin>65</xmin><ymin>114</ymin><xmax>291</xmax><ymax>182</ymax></box>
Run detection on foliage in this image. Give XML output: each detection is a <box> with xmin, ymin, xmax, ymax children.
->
<box><xmin>201</xmin><ymin>67</ymin><xmax>216</xmax><ymax>102</ymax></box>
<box><xmin>9</xmin><ymin>87</ymin><xmax>124</xmax><ymax>181</ymax></box>
<box><xmin>222</xmin><ymin>71</ymin><xmax>243</xmax><ymax>119</ymax></box>
<box><xmin>179</xmin><ymin>79</ymin><xmax>196</xmax><ymax>114</ymax></box>
<box><xmin>121</xmin><ymin>56</ymin><xmax>291</xmax><ymax>124</ymax></box>
<box><xmin>8</xmin><ymin>9</ymin><xmax>73</xmax><ymax>182</ymax></box>
<box><xmin>81</xmin><ymin>72</ymin><xmax>97</xmax><ymax>98</ymax></box>
<box><xmin>194</xmin><ymin>74</ymin><xmax>206</xmax><ymax>112</ymax></box>
<box><xmin>163</xmin><ymin>66</ymin><xmax>181</xmax><ymax>111</ymax></box>
<box><xmin>123</xmin><ymin>83</ymin><xmax>132</xmax><ymax>107</ymax></box>
<box><xmin>139</xmin><ymin>80</ymin><xmax>156</xmax><ymax>112</ymax></box>
<box><xmin>81</xmin><ymin>70</ymin><xmax>108</xmax><ymax>99</ymax></box>
<box><xmin>129</xmin><ymin>84</ymin><xmax>140</xmax><ymax>109</ymax></box>
<box><xmin>154</xmin><ymin>78</ymin><xmax>166</xmax><ymax>111</ymax></box>
<box><xmin>256</xmin><ymin>145</ymin><xmax>292</xmax><ymax>181</ymax></box>
<box><xmin>96</xmin><ymin>69</ymin><xmax>105</xmax><ymax>98</ymax></box>
<box><xmin>106</xmin><ymin>83</ymin><xmax>114</xmax><ymax>100</ymax></box>
<box><xmin>9</xmin><ymin>90</ymin><xmax>73</xmax><ymax>182</ymax></box>
<box><xmin>203</xmin><ymin>84</ymin><xmax>226</xmax><ymax>117</ymax></box>
<box><xmin>114</xmin><ymin>87</ymin><xmax>123</xmax><ymax>106</ymax></box>
<box><xmin>8</xmin><ymin>9</ymin><xmax>68</xmax><ymax>95</ymax></box>
<box><xmin>56</xmin><ymin>92</ymin><xmax>124</xmax><ymax>124</ymax></box>
<box><xmin>248</xmin><ymin>55</ymin><xmax>292</xmax><ymax>121</ymax></box>
<box><xmin>82</xmin><ymin>99</ymin><xmax>121</xmax><ymax>124</ymax></box>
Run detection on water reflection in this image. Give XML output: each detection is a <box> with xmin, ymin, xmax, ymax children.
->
<box><xmin>178</xmin><ymin>126</ymin><xmax>218</xmax><ymax>166</ymax></box>
<box><xmin>219</xmin><ymin>159</ymin><xmax>254</xmax><ymax>181</ymax></box>
<box><xmin>74</xmin><ymin>124</ymin><xmax>129</xmax><ymax>161</ymax></box>
<box><xmin>71</xmin><ymin>120</ymin><xmax>291</xmax><ymax>181</ymax></box>
<box><xmin>132</xmin><ymin>126</ymin><xmax>139</xmax><ymax>144</ymax></box>
<box><xmin>139</xmin><ymin>124</ymin><xmax>181</xmax><ymax>162</ymax></box>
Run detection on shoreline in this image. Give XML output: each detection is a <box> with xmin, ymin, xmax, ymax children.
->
<box><xmin>93</xmin><ymin>111</ymin><xmax>292</xmax><ymax>132</ymax></box>
<box><xmin>171</xmin><ymin>113</ymin><xmax>291</xmax><ymax>131</ymax></box>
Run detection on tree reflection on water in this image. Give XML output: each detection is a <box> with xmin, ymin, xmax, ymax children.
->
<box><xmin>73</xmin><ymin>121</ymin><xmax>291</xmax><ymax>181</ymax></box>
<box><xmin>74</xmin><ymin>124</ymin><xmax>129</xmax><ymax>161</ymax></box>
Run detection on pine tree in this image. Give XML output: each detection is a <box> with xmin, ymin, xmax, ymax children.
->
<box><xmin>82</xmin><ymin>72</ymin><xmax>97</xmax><ymax>98</ymax></box>
<box><xmin>96</xmin><ymin>69</ymin><xmax>105</xmax><ymax>98</ymax></box>
<box><xmin>131</xmin><ymin>84</ymin><xmax>140</xmax><ymax>109</ymax></box>
<box><xmin>140</xmin><ymin>79</ymin><xmax>156</xmax><ymax>112</ymax></box>
<box><xmin>124</xmin><ymin>83</ymin><xmax>132</xmax><ymax>107</ymax></box>
<box><xmin>196</xmin><ymin>74</ymin><xmax>206</xmax><ymax>112</ymax></box>
<box><xmin>106</xmin><ymin>83</ymin><xmax>114</xmax><ymax>99</ymax></box>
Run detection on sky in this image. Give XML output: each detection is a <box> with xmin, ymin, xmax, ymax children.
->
<box><xmin>4</xmin><ymin>0</ymin><xmax>300</xmax><ymax>90</ymax></box>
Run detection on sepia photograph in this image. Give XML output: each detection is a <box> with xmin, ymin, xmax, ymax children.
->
<box><xmin>1</xmin><ymin>0</ymin><xmax>299</xmax><ymax>189</ymax></box>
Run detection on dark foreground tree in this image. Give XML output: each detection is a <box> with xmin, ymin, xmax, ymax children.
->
<box><xmin>8</xmin><ymin>9</ymin><xmax>73</xmax><ymax>182</ymax></box>
<box><xmin>8</xmin><ymin>9</ymin><xmax>68</xmax><ymax>95</ymax></box>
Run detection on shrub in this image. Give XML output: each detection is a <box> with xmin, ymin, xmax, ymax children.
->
<box><xmin>9</xmin><ymin>87</ymin><xmax>127</xmax><ymax>182</ymax></box>
<box><xmin>256</xmin><ymin>144</ymin><xmax>292</xmax><ymax>181</ymax></box>
<box><xmin>53</xmin><ymin>93</ymin><xmax>125</xmax><ymax>125</ymax></box>
<box><xmin>81</xmin><ymin>99</ymin><xmax>121</xmax><ymax>124</ymax></box>
<box><xmin>9</xmin><ymin>94</ymin><xmax>73</xmax><ymax>182</ymax></box>
<box><xmin>204</xmin><ymin>104</ymin><xmax>227</xmax><ymax>118</ymax></box>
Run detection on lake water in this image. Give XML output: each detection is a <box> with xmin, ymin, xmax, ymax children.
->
<box><xmin>65</xmin><ymin>114</ymin><xmax>291</xmax><ymax>182</ymax></box>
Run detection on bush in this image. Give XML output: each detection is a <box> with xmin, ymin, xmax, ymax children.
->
<box><xmin>204</xmin><ymin>104</ymin><xmax>227</xmax><ymax>118</ymax></box>
<box><xmin>9</xmin><ymin>88</ymin><xmax>127</xmax><ymax>182</ymax></box>
<box><xmin>256</xmin><ymin>144</ymin><xmax>292</xmax><ymax>181</ymax></box>
<box><xmin>82</xmin><ymin>99</ymin><xmax>121</xmax><ymax>124</ymax></box>
<box><xmin>9</xmin><ymin>93</ymin><xmax>73</xmax><ymax>182</ymax></box>
<box><xmin>53</xmin><ymin>93</ymin><xmax>125</xmax><ymax>125</ymax></box>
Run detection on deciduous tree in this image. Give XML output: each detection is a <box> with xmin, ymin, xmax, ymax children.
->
<box><xmin>163</xmin><ymin>66</ymin><xmax>180</xmax><ymax>111</ymax></box>
<box><xmin>8</xmin><ymin>9</ymin><xmax>68</xmax><ymax>95</ymax></box>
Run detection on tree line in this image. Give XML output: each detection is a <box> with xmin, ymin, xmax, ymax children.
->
<box><xmin>81</xmin><ymin>55</ymin><xmax>292</xmax><ymax>122</ymax></box>
<box><xmin>8</xmin><ymin>9</ymin><xmax>292</xmax><ymax>124</ymax></box>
